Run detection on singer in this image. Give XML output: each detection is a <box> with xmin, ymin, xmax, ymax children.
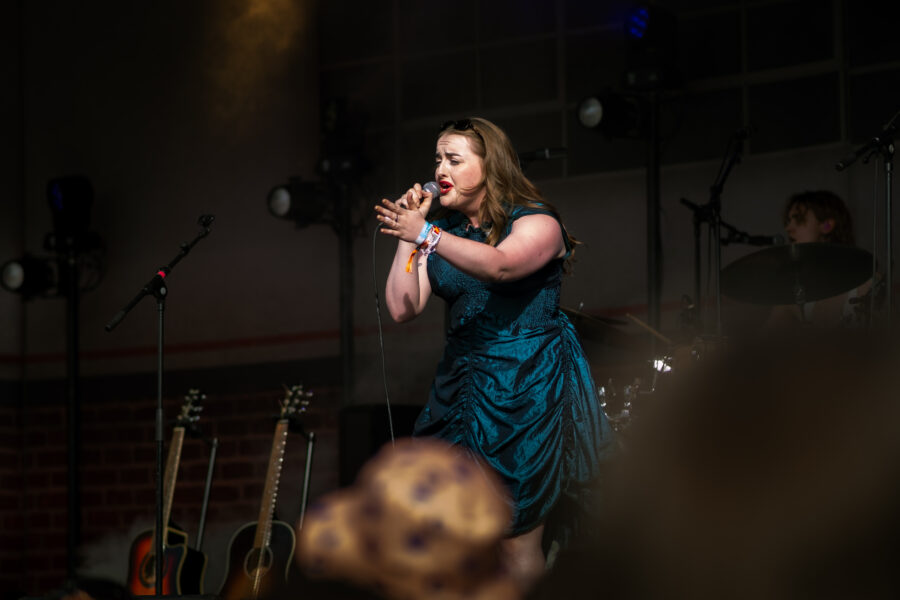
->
<box><xmin>374</xmin><ymin>117</ymin><xmax>615</xmax><ymax>591</ymax></box>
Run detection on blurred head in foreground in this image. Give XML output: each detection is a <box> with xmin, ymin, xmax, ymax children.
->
<box><xmin>296</xmin><ymin>437</ymin><xmax>519</xmax><ymax>600</ymax></box>
<box><xmin>530</xmin><ymin>330</ymin><xmax>900</xmax><ymax>600</ymax></box>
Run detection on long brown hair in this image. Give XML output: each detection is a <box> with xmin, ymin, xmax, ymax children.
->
<box><xmin>438</xmin><ymin>117</ymin><xmax>579</xmax><ymax>258</ymax></box>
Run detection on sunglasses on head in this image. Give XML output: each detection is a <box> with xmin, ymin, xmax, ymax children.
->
<box><xmin>440</xmin><ymin>119</ymin><xmax>475</xmax><ymax>133</ymax></box>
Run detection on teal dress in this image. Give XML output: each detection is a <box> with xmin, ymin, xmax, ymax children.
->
<box><xmin>414</xmin><ymin>205</ymin><xmax>615</xmax><ymax>537</ymax></box>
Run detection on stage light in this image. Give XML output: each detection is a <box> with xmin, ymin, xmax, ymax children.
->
<box><xmin>623</xmin><ymin>3</ymin><xmax>678</xmax><ymax>91</ymax></box>
<box><xmin>1</xmin><ymin>254</ymin><xmax>56</xmax><ymax>298</ymax></box>
<box><xmin>267</xmin><ymin>176</ymin><xmax>329</xmax><ymax>227</ymax></box>
<box><xmin>626</xmin><ymin>6</ymin><xmax>650</xmax><ymax>39</ymax></box>
<box><xmin>577</xmin><ymin>92</ymin><xmax>645</xmax><ymax>138</ymax></box>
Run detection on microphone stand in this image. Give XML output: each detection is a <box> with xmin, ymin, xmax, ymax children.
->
<box><xmin>680</xmin><ymin>130</ymin><xmax>746</xmax><ymax>337</ymax></box>
<box><xmin>718</xmin><ymin>221</ymin><xmax>781</xmax><ymax>247</ymax></box>
<box><xmin>104</xmin><ymin>214</ymin><xmax>214</xmax><ymax>596</ymax></box>
<box><xmin>836</xmin><ymin>109</ymin><xmax>898</xmax><ymax>327</ymax></box>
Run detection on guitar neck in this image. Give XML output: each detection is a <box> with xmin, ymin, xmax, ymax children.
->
<box><xmin>151</xmin><ymin>426</ymin><xmax>186</xmax><ymax>550</ymax></box>
<box><xmin>253</xmin><ymin>418</ymin><xmax>290</xmax><ymax>549</ymax></box>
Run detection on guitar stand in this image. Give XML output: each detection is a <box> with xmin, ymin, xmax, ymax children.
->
<box><xmin>296</xmin><ymin>429</ymin><xmax>316</xmax><ymax>530</ymax></box>
<box><xmin>195</xmin><ymin>436</ymin><xmax>218</xmax><ymax>552</ymax></box>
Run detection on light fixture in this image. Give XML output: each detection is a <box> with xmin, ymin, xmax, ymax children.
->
<box><xmin>623</xmin><ymin>3</ymin><xmax>678</xmax><ymax>91</ymax></box>
<box><xmin>577</xmin><ymin>92</ymin><xmax>646</xmax><ymax>138</ymax></box>
<box><xmin>626</xmin><ymin>6</ymin><xmax>650</xmax><ymax>39</ymax></box>
<box><xmin>2</xmin><ymin>175</ymin><xmax>105</xmax><ymax>300</ymax></box>
<box><xmin>266</xmin><ymin>176</ymin><xmax>329</xmax><ymax>227</ymax></box>
<box><xmin>1</xmin><ymin>254</ymin><xmax>57</xmax><ymax>298</ymax></box>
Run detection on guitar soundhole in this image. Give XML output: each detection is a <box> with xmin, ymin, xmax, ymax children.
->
<box><xmin>139</xmin><ymin>553</ymin><xmax>157</xmax><ymax>587</ymax></box>
<box><xmin>243</xmin><ymin>546</ymin><xmax>273</xmax><ymax>577</ymax></box>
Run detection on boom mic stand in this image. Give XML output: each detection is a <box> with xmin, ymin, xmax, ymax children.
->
<box><xmin>836</xmin><ymin>109</ymin><xmax>898</xmax><ymax>327</ymax></box>
<box><xmin>680</xmin><ymin>128</ymin><xmax>749</xmax><ymax>337</ymax></box>
<box><xmin>104</xmin><ymin>214</ymin><xmax>215</xmax><ymax>596</ymax></box>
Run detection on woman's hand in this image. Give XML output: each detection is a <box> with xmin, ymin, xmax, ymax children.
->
<box><xmin>375</xmin><ymin>184</ymin><xmax>433</xmax><ymax>243</ymax></box>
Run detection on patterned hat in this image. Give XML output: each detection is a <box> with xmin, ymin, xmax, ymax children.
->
<box><xmin>296</xmin><ymin>437</ymin><xmax>519</xmax><ymax>600</ymax></box>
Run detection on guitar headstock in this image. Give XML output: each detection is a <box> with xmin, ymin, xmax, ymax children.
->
<box><xmin>279</xmin><ymin>384</ymin><xmax>312</xmax><ymax>424</ymax></box>
<box><xmin>176</xmin><ymin>388</ymin><xmax>204</xmax><ymax>432</ymax></box>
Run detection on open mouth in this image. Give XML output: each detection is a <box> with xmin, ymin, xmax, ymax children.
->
<box><xmin>439</xmin><ymin>181</ymin><xmax>453</xmax><ymax>194</ymax></box>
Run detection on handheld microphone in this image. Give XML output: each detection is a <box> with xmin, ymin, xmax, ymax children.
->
<box><xmin>423</xmin><ymin>181</ymin><xmax>440</xmax><ymax>198</ymax></box>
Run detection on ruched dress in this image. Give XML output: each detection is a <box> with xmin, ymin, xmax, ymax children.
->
<box><xmin>413</xmin><ymin>205</ymin><xmax>615</xmax><ymax>538</ymax></box>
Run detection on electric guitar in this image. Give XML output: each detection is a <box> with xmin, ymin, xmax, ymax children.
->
<box><xmin>220</xmin><ymin>384</ymin><xmax>312</xmax><ymax>600</ymax></box>
<box><xmin>126</xmin><ymin>389</ymin><xmax>208</xmax><ymax>595</ymax></box>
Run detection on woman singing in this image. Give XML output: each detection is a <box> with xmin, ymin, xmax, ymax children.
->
<box><xmin>375</xmin><ymin>117</ymin><xmax>614</xmax><ymax>591</ymax></box>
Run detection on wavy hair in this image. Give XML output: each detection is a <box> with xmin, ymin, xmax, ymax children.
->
<box><xmin>782</xmin><ymin>190</ymin><xmax>854</xmax><ymax>245</ymax></box>
<box><xmin>438</xmin><ymin>118</ymin><xmax>579</xmax><ymax>263</ymax></box>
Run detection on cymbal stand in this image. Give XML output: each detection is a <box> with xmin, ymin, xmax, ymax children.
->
<box><xmin>680</xmin><ymin>131</ymin><xmax>746</xmax><ymax>337</ymax></box>
<box><xmin>836</xmin><ymin>109</ymin><xmax>898</xmax><ymax>327</ymax></box>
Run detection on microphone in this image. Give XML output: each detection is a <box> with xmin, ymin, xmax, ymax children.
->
<box><xmin>746</xmin><ymin>233</ymin><xmax>785</xmax><ymax>246</ymax></box>
<box><xmin>835</xmin><ymin>137</ymin><xmax>882</xmax><ymax>171</ymax></box>
<box><xmin>423</xmin><ymin>181</ymin><xmax>440</xmax><ymax>198</ymax></box>
<box><xmin>836</xmin><ymin>111</ymin><xmax>900</xmax><ymax>171</ymax></box>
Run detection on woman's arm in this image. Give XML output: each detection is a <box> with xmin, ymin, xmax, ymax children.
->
<box><xmin>433</xmin><ymin>214</ymin><xmax>565</xmax><ymax>282</ymax></box>
<box><xmin>380</xmin><ymin>186</ymin><xmax>435</xmax><ymax>322</ymax></box>
<box><xmin>377</xmin><ymin>198</ymin><xmax>566</xmax><ymax>284</ymax></box>
<box><xmin>384</xmin><ymin>238</ymin><xmax>432</xmax><ymax>322</ymax></box>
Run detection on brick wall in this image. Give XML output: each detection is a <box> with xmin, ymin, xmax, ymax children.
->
<box><xmin>0</xmin><ymin>397</ymin><xmax>24</xmax><ymax>597</ymax></box>
<box><xmin>0</xmin><ymin>358</ymin><xmax>425</xmax><ymax>597</ymax></box>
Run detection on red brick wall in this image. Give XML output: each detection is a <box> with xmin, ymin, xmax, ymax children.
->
<box><xmin>0</xmin><ymin>398</ymin><xmax>25</xmax><ymax>597</ymax></box>
<box><xmin>1</xmin><ymin>375</ymin><xmax>350</xmax><ymax>597</ymax></box>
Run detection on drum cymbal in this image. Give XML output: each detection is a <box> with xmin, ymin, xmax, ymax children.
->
<box><xmin>561</xmin><ymin>306</ymin><xmax>643</xmax><ymax>350</ymax></box>
<box><xmin>561</xmin><ymin>306</ymin><xmax>627</xmax><ymax>326</ymax></box>
<box><xmin>721</xmin><ymin>242</ymin><xmax>873</xmax><ymax>306</ymax></box>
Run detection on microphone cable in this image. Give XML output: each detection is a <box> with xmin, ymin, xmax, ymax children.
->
<box><xmin>371</xmin><ymin>221</ymin><xmax>396</xmax><ymax>445</ymax></box>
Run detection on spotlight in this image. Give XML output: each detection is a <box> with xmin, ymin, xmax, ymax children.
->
<box><xmin>577</xmin><ymin>92</ymin><xmax>646</xmax><ymax>138</ymax></box>
<box><xmin>623</xmin><ymin>3</ymin><xmax>678</xmax><ymax>90</ymax></box>
<box><xmin>267</xmin><ymin>176</ymin><xmax>329</xmax><ymax>227</ymax></box>
<box><xmin>626</xmin><ymin>6</ymin><xmax>650</xmax><ymax>39</ymax></box>
<box><xmin>1</xmin><ymin>254</ymin><xmax>57</xmax><ymax>298</ymax></box>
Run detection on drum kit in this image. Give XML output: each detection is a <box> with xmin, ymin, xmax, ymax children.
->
<box><xmin>567</xmin><ymin>241</ymin><xmax>876</xmax><ymax>434</ymax></box>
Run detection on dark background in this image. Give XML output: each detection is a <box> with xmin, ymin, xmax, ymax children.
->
<box><xmin>1</xmin><ymin>0</ymin><xmax>898</xmax><ymax>595</ymax></box>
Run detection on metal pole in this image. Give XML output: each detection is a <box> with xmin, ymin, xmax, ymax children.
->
<box><xmin>886</xmin><ymin>154</ymin><xmax>893</xmax><ymax>327</ymax></box>
<box><xmin>64</xmin><ymin>245</ymin><xmax>81</xmax><ymax>580</ymax></box>
<box><xmin>195</xmin><ymin>437</ymin><xmax>218</xmax><ymax>551</ymax></box>
<box><xmin>297</xmin><ymin>431</ymin><xmax>316</xmax><ymax>530</ymax></box>
<box><xmin>646</xmin><ymin>91</ymin><xmax>662</xmax><ymax>351</ymax></box>
<box><xmin>339</xmin><ymin>191</ymin><xmax>354</xmax><ymax>406</ymax></box>
<box><xmin>154</xmin><ymin>295</ymin><xmax>166</xmax><ymax>596</ymax></box>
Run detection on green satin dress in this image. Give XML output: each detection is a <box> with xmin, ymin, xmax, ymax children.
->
<box><xmin>415</xmin><ymin>205</ymin><xmax>615</xmax><ymax>538</ymax></box>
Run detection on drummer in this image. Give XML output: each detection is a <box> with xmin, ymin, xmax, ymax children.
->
<box><xmin>768</xmin><ymin>190</ymin><xmax>872</xmax><ymax>327</ymax></box>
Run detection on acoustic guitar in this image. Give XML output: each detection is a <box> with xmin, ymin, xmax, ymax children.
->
<box><xmin>220</xmin><ymin>384</ymin><xmax>312</xmax><ymax>600</ymax></box>
<box><xmin>126</xmin><ymin>389</ymin><xmax>208</xmax><ymax>595</ymax></box>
